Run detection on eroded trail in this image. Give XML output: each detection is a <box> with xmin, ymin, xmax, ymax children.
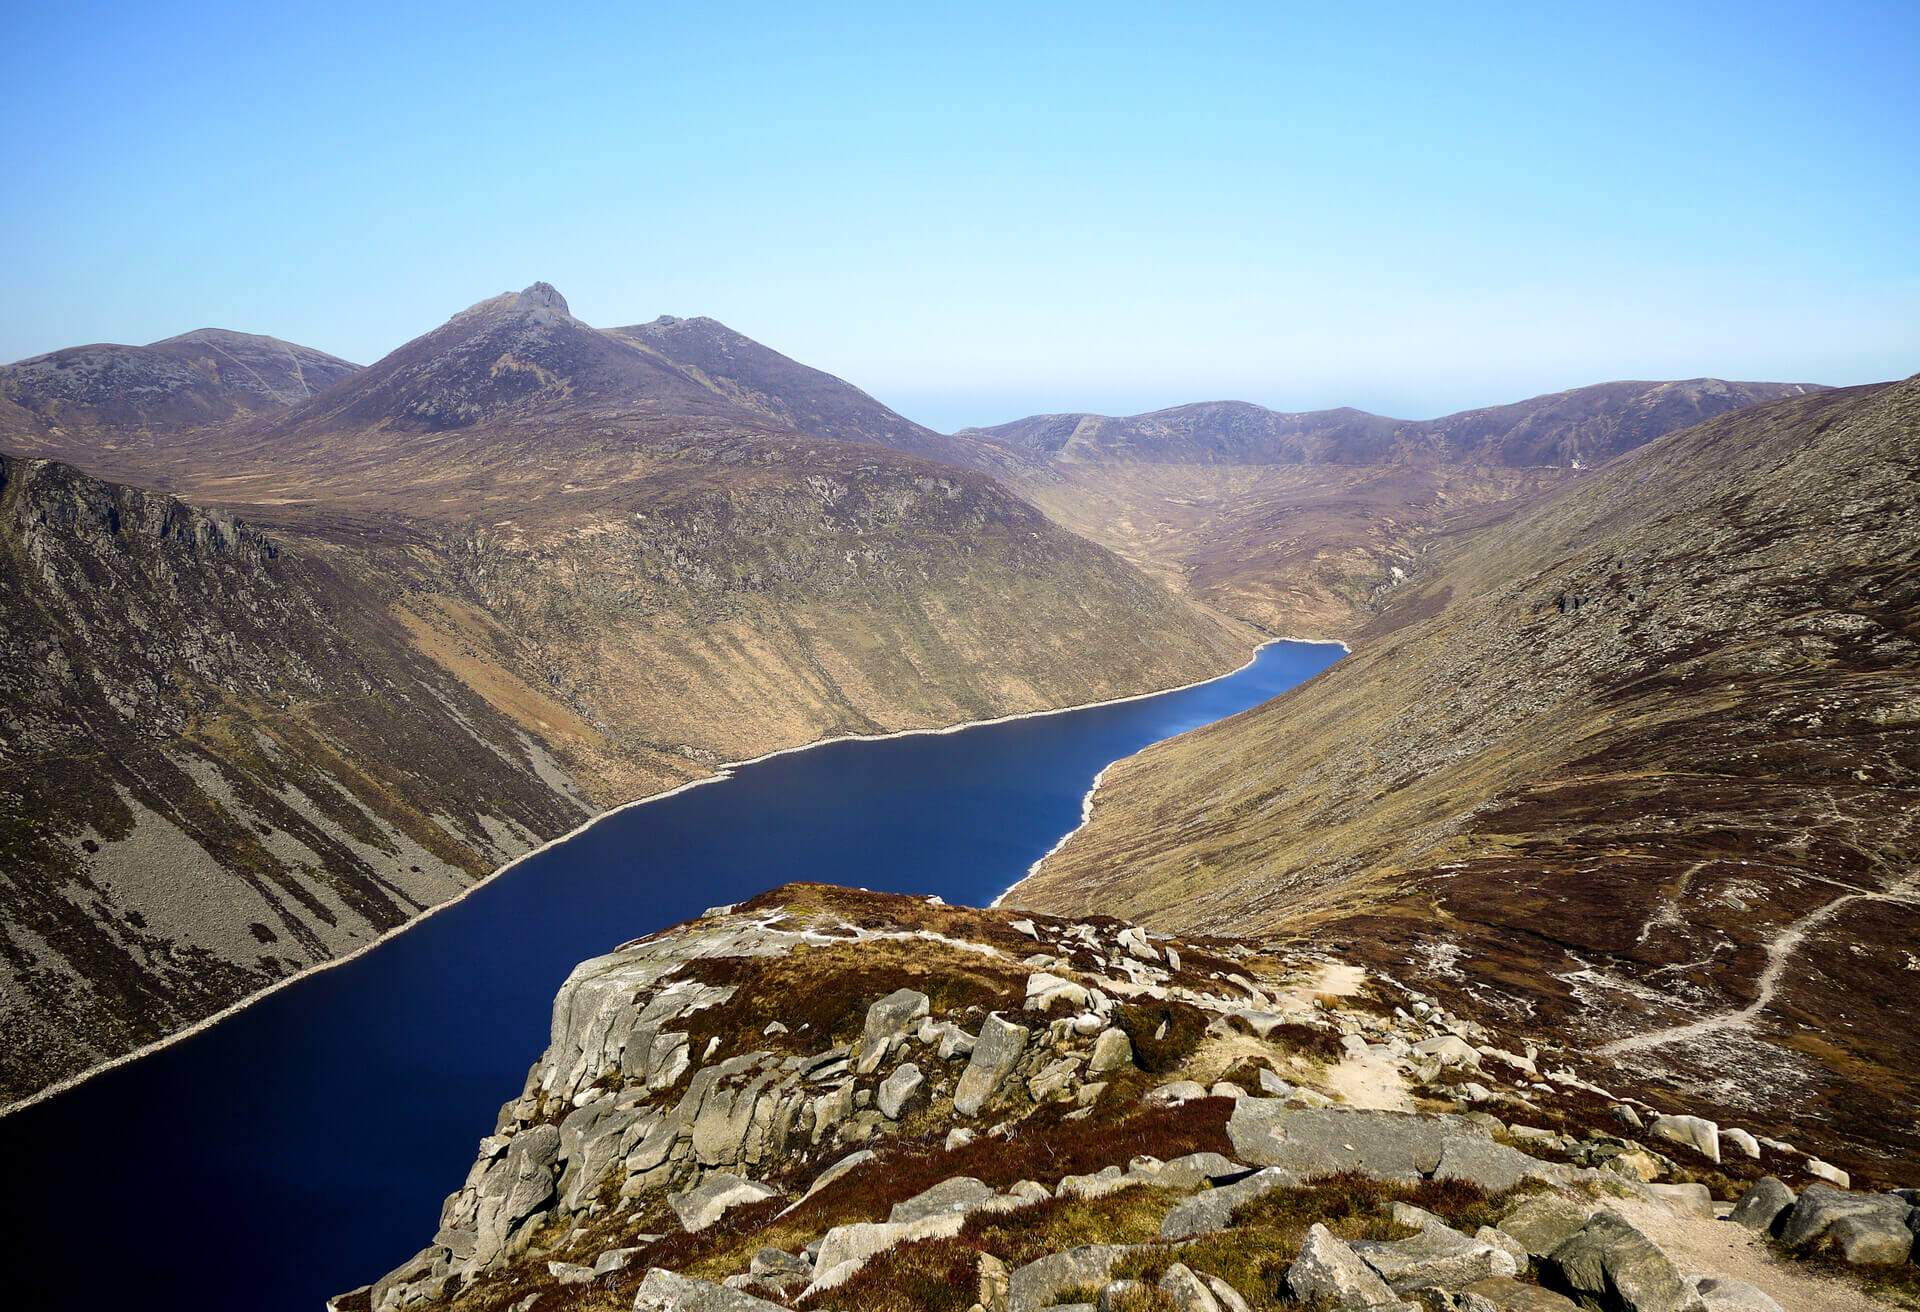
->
<box><xmin>1598</xmin><ymin>875</ymin><xmax>1920</xmax><ymax>1057</ymax></box>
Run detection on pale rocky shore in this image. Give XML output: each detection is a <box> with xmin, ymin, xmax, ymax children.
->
<box><xmin>335</xmin><ymin>886</ymin><xmax>1919</xmax><ymax>1312</ymax></box>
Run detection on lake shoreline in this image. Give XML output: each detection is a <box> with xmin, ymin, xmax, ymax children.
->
<box><xmin>4</xmin><ymin>637</ymin><xmax>1330</xmax><ymax>1122</ymax></box>
<box><xmin>993</xmin><ymin>635</ymin><xmax>1349</xmax><ymax>911</ymax></box>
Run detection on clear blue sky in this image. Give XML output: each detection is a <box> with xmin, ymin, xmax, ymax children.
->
<box><xmin>5</xmin><ymin>1</ymin><xmax>1916</xmax><ymax>430</ymax></box>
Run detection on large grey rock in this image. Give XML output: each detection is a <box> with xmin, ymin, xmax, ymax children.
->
<box><xmin>1287</xmin><ymin>1223</ymin><xmax>1404</xmax><ymax>1309</ymax></box>
<box><xmin>1009</xmin><ymin>1245</ymin><xmax>1138</xmax><ymax>1312</ymax></box>
<box><xmin>1160</xmin><ymin>1167</ymin><xmax>1298</xmax><ymax>1240</ymax></box>
<box><xmin>1025</xmin><ymin>971</ymin><xmax>1091</xmax><ymax>1013</ymax></box>
<box><xmin>634</xmin><ymin>1268</ymin><xmax>787</xmax><ymax>1310</ymax></box>
<box><xmin>1413</xmin><ymin>1035</ymin><xmax>1481</xmax><ymax>1067</ymax></box>
<box><xmin>1644</xmin><ymin>1182</ymin><xmax>1715</xmax><ymax>1218</ymax></box>
<box><xmin>807</xmin><ymin>1212</ymin><xmax>967</xmax><ymax>1292</ymax></box>
<box><xmin>1777</xmin><ymin>1182</ymin><xmax>1913</xmax><ymax>1263</ymax></box>
<box><xmin>877</xmin><ymin>1062</ymin><xmax>924</xmax><ymax>1119</ymax></box>
<box><xmin>1727</xmin><ymin>1177</ymin><xmax>1794</xmax><ymax>1233</ymax></box>
<box><xmin>785</xmin><ymin>1148</ymin><xmax>873</xmax><ymax>1211</ymax></box>
<box><xmin>1227</xmin><ymin>1102</ymin><xmax>1478</xmax><ymax>1180</ymax></box>
<box><xmin>1720</xmin><ymin>1128</ymin><xmax>1761</xmax><ymax>1159</ymax></box>
<box><xmin>888</xmin><ymin>1175</ymin><xmax>995</xmax><ymax>1224</ymax></box>
<box><xmin>1201</xmin><ymin>1273</ymin><xmax>1253</xmax><ymax>1312</ymax></box>
<box><xmin>1648</xmin><ymin>1114</ymin><xmax>1720</xmax><ymax>1164</ymax></box>
<box><xmin>1545</xmin><ymin>1210</ymin><xmax>1706</xmax><ymax>1312</ymax></box>
<box><xmin>1151</xmin><ymin>1151</ymin><xmax>1244</xmax><ymax>1189</ymax></box>
<box><xmin>1089</xmin><ymin>1026</ymin><xmax>1135</xmax><ymax>1076</ymax></box>
<box><xmin>1433</xmin><ymin>1136</ymin><xmax>1562</xmax><ymax>1193</ymax></box>
<box><xmin>1497</xmin><ymin>1194</ymin><xmax>1598</xmax><ymax>1259</ymax></box>
<box><xmin>1689</xmin><ymin>1277</ymin><xmax>1784</xmax><ymax>1312</ymax></box>
<box><xmin>856</xmin><ymin>988</ymin><xmax>929</xmax><ymax>1074</ymax></box>
<box><xmin>668</xmin><ymin>1172</ymin><xmax>777</xmax><ymax>1232</ymax></box>
<box><xmin>1461</xmin><ymin>1277</ymin><xmax>1582</xmax><ymax>1310</ymax></box>
<box><xmin>1158</xmin><ymin>1263</ymin><xmax>1221</xmax><ymax>1312</ymax></box>
<box><xmin>955</xmin><ymin>1013</ymin><xmax>1028</xmax><ymax>1116</ymax></box>
<box><xmin>1353</xmin><ymin>1222</ymin><xmax>1520</xmax><ymax>1293</ymax></box>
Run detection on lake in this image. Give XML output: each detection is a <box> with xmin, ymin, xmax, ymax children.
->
<box><xmin>0</xmin><ymin>639</ymin><xmax>1341</xmax><ymax>1309</ymax></box>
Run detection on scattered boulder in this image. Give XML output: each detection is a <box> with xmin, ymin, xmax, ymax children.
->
<box><xmin>1648</xmin><ymin>1114</ymin><xmax>1720</xmax><ymax>1165</ymax></box>
<box><xmin>1545</xmin><ymin>1210</ymin><xmax>1705</xmax><ymax>1312</ymax></box>
<box><xmin>1228</xmin><ymin>1102</ymin><xmax>1478</xmax><ymax>1180</ymax></box>
<box><xmin>1777</xmin><ymin>1182</ymin><xmax>1914</xmax><ymax>1263</ymax></box>
<box><xmin>1688</xmin><ymin>1276</ymin><xmax>1785</xmax><ymax>1312</ymax></box>
<box><xmin>1461</xmin><ymin>1276</ymin><xmax>1582</xmax><ymax>1310</ymax></box>
<box><xmin>888</xmin><ymin>1176</ymin><xmax>995</xmax><ymax>1225</ymax></box>
<box><xmin>809</xmin><ymin>1212</ymin><xmax>967</xmax><ymax>1292</ymax></box>
<box><xmin>1432</xmin><ymin>1135</ymin><xmax>1562</xmax><ymax>1193</ymax></box>
<box><xmin>1413</xmin><ymin>1035</ymin><xmax>1481</xmax><ymax>1068</ymax></box>
<box><xmin>1008</xmin><ymin>1245</ymin><xmax>1138</xmax><ymax>1312</ymax></box>
<box><xmin>1643</xmin><ymin>1182</ymin><xmax>1714</xmax><ymax>1218</ymax></box>
<box><xmin>634</xmin><ymin>1268</ymin><xmax>787</xmax><ymax>1310</ymax></box>
<box><xmin>1146</xmin><ymin>1080</ymin><xmax>1210</xmax><ymax>1107</ymax></box>
<box><xmin>955</xmin><ymin>1014</ymin><xmax>1028</xmax><ymax>1117</ymax></box>
<box><xmin>1352</xmin><ymin>1221</ymin><xmax>1520</xmax><ymax>1292</ymax></box>
<box><xmin>1727</xmin><ymin>1178</ymin><xmax>1794</xmax><ymax>1233</ymax></box>
<box><xmin>1721</xmin><ymin>1128</ymin><xmax>1760</xmax><ymax>1160</ymax></box>
<box><xmin>1025</xmin><ymin>971</ymin><xmax>1091</xmax><ymax>1013</ymax></box>
<box><xmin>1287</xmin><ymin>1223</ymin><xmax>1404</xmax><ymax>1310</ymax></box>
<box><xmin>1496</xmin><ymin>1194</ymin><xmax>1598</xmax><ymax>1259</ymax></box>
<box><xmin>668</xmin><ymin>1173</ymin><xmax>777</xmax><ymax>1232</ymax></box>
<box><xmin>1089</xmin><ymin>1027</ymin><xmax>1134</xmax><ymax>1076</ymax></box>
<box><xmin>877</xmin><ymin>1062</ymin><xmax>924</xmax><ymax>1119</ymax></box>
<box><xmin>1160</xmin><ymin>1167</ymin><xmax>1296</xmax><ymax>1240</ymax></box>
<box><xmin>1807</xmin><ymin>1158</ymin><xmax>1850</xmax><ymax>1188</ymax></box>
<box><xmin>856</xmin><ymin>988</ymin><xmax>930</xmax><ymax>1073</ymax></box>
<box><xmin>1159</xmin><ymin>1262</ymin><xmax>1222</xmax><ymax>1312</ymax></box>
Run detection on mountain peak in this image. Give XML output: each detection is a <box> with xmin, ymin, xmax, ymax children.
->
<box><xmin>517</xmin><ymin>281</ymin><xmax>568</xmax><ymax>315</ymax></box>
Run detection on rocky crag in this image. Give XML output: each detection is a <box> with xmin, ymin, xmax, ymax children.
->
<box><xmin>337</xmin><ymin>887</ymin><xmax>1918</xmax><ymax>1312</ymax></box>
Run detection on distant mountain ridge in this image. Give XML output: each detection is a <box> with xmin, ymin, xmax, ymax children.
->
<box><xmin>0</xmin><ymin>328</ymin><xmax>360</xmax><ymax>440</ymax></box>
<box><xmin>966</xmin><ymin>378</ymin><xmax>1824</xmax><ymax>469</ymax></box>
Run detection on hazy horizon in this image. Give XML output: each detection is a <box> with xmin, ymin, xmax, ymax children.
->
<box><xmin>6</xmin><ymin>2</ymin><xmax>1915</xmax><ymax>432</ymax></box>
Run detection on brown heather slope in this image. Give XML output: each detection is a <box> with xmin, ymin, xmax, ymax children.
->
<box><xmin>0</xmin><ymin>286</ymin><xmax>1247</xmax><ymax>1104</ymax></box>
<box><xmin>1013</xmin><ymin>378</ymin><xmax>1920</xmax><ymax>1178</ymax></box>
<box><xmin>969</xmin><ymin>380</ymin><xmax>1819</xmax><ymax>640</ymax></box>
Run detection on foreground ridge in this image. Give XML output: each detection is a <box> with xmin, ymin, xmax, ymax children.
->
<box><xmin>337</xmin><ymin>885</ymin><xmax>1916</xmax><ymax>1312</ymax></box>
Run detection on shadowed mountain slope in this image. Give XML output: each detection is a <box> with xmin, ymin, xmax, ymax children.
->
<box><xmin>0</xmin><ymin>452</ymin><xmax>590</xmax><ymax>1105</ymax></box>
<box><xmin>1014</xmin><ymin>377</ymin><xmax>1920</xmax><ymax>1178</ymax></box>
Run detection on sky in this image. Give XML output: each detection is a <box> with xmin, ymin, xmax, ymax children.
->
<box><xmin>4</xmin><ymin>1</ymin><xmax>1916</xmax><ymax>431</ymax></box>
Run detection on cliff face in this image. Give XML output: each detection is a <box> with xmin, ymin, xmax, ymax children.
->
<box><xmin>0</xmin><ymin>454</ymin><xmax>589</xmax><ymax>1104</ymax></box>
<box><xmin>1015</xmin><ymin>378</ymin><xmax>1920</xmax><ymax>1178</ymax></box>
<box><xmin>337</xmin><ymin>886</ymin><xmax>1914</xmax><ymax>1312</ymax></box>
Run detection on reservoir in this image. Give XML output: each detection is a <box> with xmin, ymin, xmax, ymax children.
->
<box><xmin>0</xmin><ymin>640</ymin><xmax>1341</xmax><ymax>1310</ymax></box>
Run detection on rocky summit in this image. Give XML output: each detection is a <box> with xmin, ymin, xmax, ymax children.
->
<box><xmin>333</xmin><ymin>886</ymin><xmax>1917</xmax><ymax>1312</ymax></box>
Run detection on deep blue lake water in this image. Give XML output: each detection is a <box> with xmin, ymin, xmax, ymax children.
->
<box><xmin>0</xmin><ymin>640</ymin><xmax>1340</xmax><ymax>1310</ymax></box>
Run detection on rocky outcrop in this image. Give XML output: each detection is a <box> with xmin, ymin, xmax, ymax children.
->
<box><xmin>335</xmin><ymin>886</ymin><xmax>1917</xmax><ymax>1312</ymax></box>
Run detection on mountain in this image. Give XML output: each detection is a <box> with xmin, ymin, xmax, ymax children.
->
<box><xmin>0</xmin><ymin>328</ymin><xmax>359</xmax><ymax>445</ymax></box>
<box><xmin>607</xmin><ymin>313</ymin><xmax>985</xmax><ymax>467</ymax></box>
<box><xmin>267</xmin><ymin>283</ymin><xmax>741</xmax><ymax>438</ymax></box>
<box><xmin>1012</xmin><ymin>377</ymin><xmax>1920</xmax><ymax>1178</ymax></box>
<box><xmin>0</xmin><ymin>452</ymin><xmax>590</xmax><ymax>1104</ymax></box>
<box><xmin>970</xmin><ymin>380</ymin><xmax>1824</xmax><ymax>640</ymax></box>
<box><xmin>0</xmin><ymin>286</ymin><xmax>1249</xmax><ymax>1105</ymax></box>
<box><xmin>963</xmin><ymin>380</ymin><xmax>1822</xmax><ymax>468</ymax></box>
